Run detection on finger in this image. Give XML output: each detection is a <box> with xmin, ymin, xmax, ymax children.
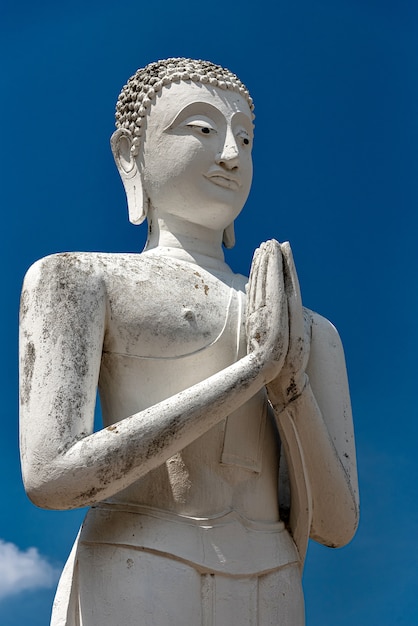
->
<box><xmin>257</xmin><ymin>240</ymin><xmax>283</xmax><ymax>311</ymax></box>
<box><xmin>263</xmin><ymin>242</ymin><xmax>288</xmax><ymax>361</ymax></box>
<box><xmin>249</xmin><ymin>242</ymin><xmax>270</xmax><ymax>313</ymax></box>
<box><xmin>265</xmin><ymin>242</ymin><xmax>287</xmax><ymax>345</ymax></box>
<box><xmin>264</xmin><ymin>240</ymin><xmax>284</xmax><ymax>310</ymax></box>
<box><xmin>281</xmin><ymin>242</ymin><xmax>305</xmax><ymax>362</ymax></box>
<box><xmin>247</xmin><ymin>248</ymin><xmax>260</xmax><ymax>311</ymax></box>
<box><xmin>254</xmin><ymin>243</ymin><xmax>270</xmax><ymax>310</ymax></box>
<box><xmin>281</xmin><ymin>242</ymin><xmax>302</xmax><ymax>304</ymax></box>
<box><xmin>302</xmin><ymin>307</ymin><xmax>313</xmax><ymax>368</ymax></box>
<box><xmin>247</xmin><ymin>245</ymin><xmax>263</xmax><ymax>314</ymax></box>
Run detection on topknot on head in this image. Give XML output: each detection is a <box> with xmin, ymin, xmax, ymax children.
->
<box><xmin>115</xmin><ymin>57</ymin><xmax>254</xmax><ymax>156</ymax></box>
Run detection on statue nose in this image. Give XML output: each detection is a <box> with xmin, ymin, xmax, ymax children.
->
<box><xmin>216</xmin><ymin>143</ymin><xmax>239</xmax><ymax>169</ymax></box>
<box><xmin>216</xmin><ymin>130</ymin><xmax>240</xmax><ymax>169</ymax></box>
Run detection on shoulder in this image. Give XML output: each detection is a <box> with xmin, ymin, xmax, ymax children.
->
<box><xmin>21</xmin><ymin>252</ymin><xmax>160</xmax><ymax>317</ymax></box>
<box><xmin>21</xmin><ymin>253</ymin><xmax>119</xmax><ymax>320</ymax></box>
<box><xmin>23</xmin><ymin>252</ymin><xmax>103</xmax><ymax>287</ymax></box>
<box><xmin>22</xmin><ymin>251</ymin><xmax>151</xmax><ymax>292</ymax></box>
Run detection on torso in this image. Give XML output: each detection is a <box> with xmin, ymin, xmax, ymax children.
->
<box><xmin>69</xmin><ymin>252</ymin><xmax>280</xmax><ymax>522</ymax></box>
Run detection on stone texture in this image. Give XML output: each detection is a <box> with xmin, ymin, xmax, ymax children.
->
<box><xmin>19</xmin><ymin>58</ymin><xmax>359</xmax><ymax>626</ymax></box>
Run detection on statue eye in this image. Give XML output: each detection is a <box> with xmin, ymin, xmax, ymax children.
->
<box><xmin>237</xmin><ymin>132</ymin><xmax>251</xmax><ymax>147</ymax></box>
<box><xmin>184</xmin><ymin>121</ymin><xmax>216</xmax><ymax>136</ymax></box>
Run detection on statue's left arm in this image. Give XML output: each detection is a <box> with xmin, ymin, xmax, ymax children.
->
<box><xmin>265</xmin><ymin>244</ymin><xmax>359</xmax><ymax>556</ymax></box>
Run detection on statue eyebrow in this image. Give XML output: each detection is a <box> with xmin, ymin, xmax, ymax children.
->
<box><xmin>232</xmin><ymin>111</ymin><xmax>255</xmax><ymax>135</ymax></box>
<box><xmin>164</xmin><ymin>102</ymin><xmax>222</xmax><ymax>131</ymax></box>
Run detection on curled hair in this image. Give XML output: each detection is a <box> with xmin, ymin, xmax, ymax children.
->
<box><xmin>115</xmin><ymin>57</ymin><xmax>254</xmax><ymax>155</ymax></box>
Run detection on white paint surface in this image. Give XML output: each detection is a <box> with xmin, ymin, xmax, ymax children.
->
<box><xmin>20</xmin><ymin>61</ymin><xmax>358</xmax><ymax>625</ymax></box>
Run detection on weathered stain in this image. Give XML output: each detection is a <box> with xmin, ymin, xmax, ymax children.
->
<box><xmin>183</xmin><ymin>309</ymin><xmax>194</xmax><ymax>321</ymax></box>
<box><xmin>286</xmin><ymin>377</ymin><xmax>298</xmax><ymax>398</ymax></box>
<box><xmin>94</xmin><ymin>441</ymin><xmax>136</xmax><ymax>492</ymax></box>
<box><xmin>20</xmin><ymin>289</ymin><xmax>29</xmax><ymax>320</ymax></box>
<box><xmin>21</xmin><ymin>341</ymin><xmax>36</xmax><ymax>405</ymax></box>
<box><xmin>51</xmin><ymin>388</ymin><xmax>88</xmax><ymax>439</ymax></box>
<box><xmin>76</xmin><ymin>485</ymin><xmax>101</xmax><ymax>505</ymax></box>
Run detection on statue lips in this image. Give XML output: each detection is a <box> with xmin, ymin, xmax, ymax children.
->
<box><xmin>204</xmin><ymin>170</ymin><xmax>242</xmax><ymax>191</ymax></box>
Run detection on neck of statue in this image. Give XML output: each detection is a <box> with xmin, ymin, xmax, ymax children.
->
<box><xmin>142</xmin><ymin>209</ymin><xmax>232</xmax><ymax>274</ymax></box>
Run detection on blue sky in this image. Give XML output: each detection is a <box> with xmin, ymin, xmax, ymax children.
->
<box><xmin>1</xmin><ymin>0</ymin><xmax>417</xmax><ymax>623</ymax></box>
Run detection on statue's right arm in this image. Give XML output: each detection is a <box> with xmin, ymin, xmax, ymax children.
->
<box><xmin>19</xmin><ymin>253</ymin><xmax>285</xmax><ymax>511</ymax></box>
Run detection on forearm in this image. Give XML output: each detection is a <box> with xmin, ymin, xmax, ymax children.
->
<box><xmin>25</xmin><ymin>353</ymin><xmax>267</xmax><ymax>510</ymax></box>
<box><xmin>270</xmin><ymin>378</ymin><xmax>359</xmax><ymax>547</ymax></box>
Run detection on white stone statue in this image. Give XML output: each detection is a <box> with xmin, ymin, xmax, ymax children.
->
<box><xmin>19</xmin><ymin>58</ymin><xmax>359</xmax><ymax>625</ymax></box>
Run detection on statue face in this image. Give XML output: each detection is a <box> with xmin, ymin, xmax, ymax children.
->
<box><xmin>140</xmin><ymin>81</ymin><xmax>254</xmax><ymax>231</ymax></box>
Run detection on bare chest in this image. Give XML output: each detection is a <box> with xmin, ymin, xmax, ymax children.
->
<box><xmin>103</xmin><ymin>258</ymin><xmax>245</xmax><ymax>359</ymax></box>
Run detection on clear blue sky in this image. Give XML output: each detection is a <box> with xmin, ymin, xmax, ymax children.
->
<box><xmin>1</xmin><ymin>0</ymin><xmax>417</xmax><ymax>624</ymax></box>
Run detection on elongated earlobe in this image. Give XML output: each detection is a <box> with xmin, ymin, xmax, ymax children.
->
<box><xmin>223</xmin><ymin>222</ymin><xmax>236</xmax><ymax>249</ymax></box>
<box><xmin>110</xmin><ymin>129</ymin><xmax>148</xmax><ymax>225</ymax></box>
<box><xmin>123</xmin><ymin>177</ymin><xmax>148</xmax><ymax>225</ymax></box>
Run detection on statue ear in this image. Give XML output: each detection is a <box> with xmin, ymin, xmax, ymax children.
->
<box><xmin>223</xmin><ymin>222</ymin><xmax>236</xmax><ymax>249</ymax></box>
<box><xmin>110</xmin><ymin>128</ymin><xmax>148</xmax><ymax>225</ymax></box>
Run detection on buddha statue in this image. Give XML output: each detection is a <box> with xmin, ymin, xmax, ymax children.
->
<box><xmin>19</xmin><ymin>58</ymin><xmax>359</xmax><ymax>625</ymax></box>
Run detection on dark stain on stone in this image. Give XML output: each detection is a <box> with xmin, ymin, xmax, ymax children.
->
<box><xmin>20</xmin><ymin>289</ymin><xmax>29</xmax><ymax>320</ymax></box>
<box><xmin>21</xmin><ymin>341</ymin><xmax>36</xmax><ymax>405</ymax></box>
<box><xmin>286</xmin><ymin>378</ymin><xmax>298</xmax><ymax>398</ymax></box>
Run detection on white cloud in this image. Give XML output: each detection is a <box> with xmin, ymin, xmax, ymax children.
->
<box><xmin>0</xmin><ymin>539</ymin><xmax>61</xmax><ymax>600</ymax></box>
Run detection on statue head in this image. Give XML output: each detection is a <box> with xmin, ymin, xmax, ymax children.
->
<box><xmin>111</xmin><ymin>58</ymin><xmax>255</xmax><ymax>248</ymax></box>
